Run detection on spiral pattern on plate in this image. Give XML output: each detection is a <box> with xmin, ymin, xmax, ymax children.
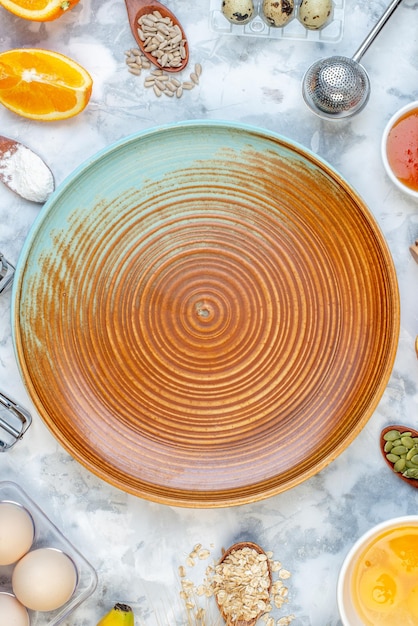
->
<box><xmin>14</xmin><ymin>123</ymin><xmax>399</xmax><ymax>506</ymax></box>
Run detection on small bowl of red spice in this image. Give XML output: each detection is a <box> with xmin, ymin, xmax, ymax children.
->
<box><xmin>381</xmin><ymin>101</ymin><xmax>418</xmax><ymax>199</ymax></box>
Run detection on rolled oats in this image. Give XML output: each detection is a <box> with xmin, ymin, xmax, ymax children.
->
<box><xmin>177</xmin><ymin>542</ymin><xmax>294</xmax><ymax>625</ymax></box>
<box><xmin>213</xmin><ymin>546</ymin><xmax>271</xmax><ymax>622</ymax></box>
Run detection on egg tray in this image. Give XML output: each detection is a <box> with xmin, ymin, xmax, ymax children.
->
<box><xmin>0</xmin><ymin>481</ymin><xmax>97</xmax><ymax>626</ymax></box>
<box><xmin>209</xmin><ymin>0</ymin><xmax>345</xmax><ymax>43</ymax></box>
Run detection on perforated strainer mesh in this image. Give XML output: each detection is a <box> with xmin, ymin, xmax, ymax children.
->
<box><xmin>302</xmin><ymin>56</ymin><xmax>371</xmax><ymax>119</ymax></box>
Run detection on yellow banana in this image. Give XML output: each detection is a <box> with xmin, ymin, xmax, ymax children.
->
<box><xmin>96</xmin><ymin>603</ymin><xmax>135</xmax><ymax>626</ymax></box>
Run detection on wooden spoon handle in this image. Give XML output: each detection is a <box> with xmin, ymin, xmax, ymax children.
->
<box><xmin>410</xmin><ymin>240</ymin><xmax>418</xmax><ymax>264</ymax></box>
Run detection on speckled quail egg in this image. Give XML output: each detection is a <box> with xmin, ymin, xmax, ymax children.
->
<box><xmin>262</xmin><ymin>0</ymin><xmax>294</xmax><ymax>27</ymax></box>
<box><xmin>222</xmin><ymin>0</ymin><xmax>254</xmax><ymax>24</ymax></box>
<box><xmin>298</xmin><ymin>0</ymin><xmax>332</xmax><ymax>30</ymax></box>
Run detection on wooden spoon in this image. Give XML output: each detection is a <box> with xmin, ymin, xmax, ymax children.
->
<box><xmin>0</xmin><ymin>135</ymin><xmax>54</xmax><ymax>203</ymax></box>
<box><xmin>216</xmin><ymin>541</ymin><xmax>272</xmax><ymax>626</ymax></box>
<box><xmin>124</xmin><ymin>0</ymin><xmax>189</xmax><ymax>72</ymax></box>
<box><xmin>410</xmin><ymin>240</ymin><xmax>418</xmax><ymax>264</ymax></box>
<box><xmin>380</xmin><ymin>425</ymin><xmax>418</xmax><ymax>488</ymax></box>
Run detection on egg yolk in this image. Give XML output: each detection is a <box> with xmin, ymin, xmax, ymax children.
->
<box><xmin>386</xmin><ymin>109</ymin><xmax>418</xmax><ymax>192</ymax></box>
<box><xmin>352</xmin><ymin>527</ymin><xmax>418</xmax><ymax>626</ymax></box>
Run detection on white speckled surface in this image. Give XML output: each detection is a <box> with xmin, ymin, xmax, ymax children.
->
<box><xmin>1</xmin><ymin>1</ymin><xmax>418</xmax><ymax>625</ymax></box>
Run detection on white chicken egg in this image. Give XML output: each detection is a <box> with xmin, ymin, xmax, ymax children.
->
<box><xmin>0</xmin><ymin>502</ymin><xmax>34</xmax><ymax>566</ymax></box>
<box><xmin>0</xmin><ymin>593</ymin><xmax>29</xmax><ymax>626</ymax></box>
<box><xmin>12</xmin><ymin>547</ymin><xmax>78</xmax><ymax>612</ymax></box>
<box><xmin>222</xmin><ymin>0</ymin><xmax>254</xmax><ymax>24</ymax></box>
<box><xmin>299</xmin><ymin>0</ymin><xmax>332</xmax><ymax>29</ymax></box>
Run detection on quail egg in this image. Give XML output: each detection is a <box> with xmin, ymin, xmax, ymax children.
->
<box><xmin>262</xmin><ymin>0</ymin><xmax>294</xmax><ymax>27</ymax></box>
<box><xmin>299</xmin><ymin>0</ymin><xmax>332</xmax><ymax>29</ymax></box>
<box><xmin>222</xmin><ymin>0</ymin><xmax>254</xmax><ymax>24</ymax></box>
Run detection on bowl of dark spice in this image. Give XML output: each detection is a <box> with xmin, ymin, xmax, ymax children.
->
<box><xmin>380</xmin><ymin>425</ymin><xmax>418</xmax><ymax>486</ymax></box>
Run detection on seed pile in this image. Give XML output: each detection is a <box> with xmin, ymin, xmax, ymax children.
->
<box><xmin>178</xmin><ymin>543</ymin><xmax>295</xmax><ymax>626</ymax></box>
<box><xmin>384</xmin><ymin>429</ymin><xmax>418</xmax><ymax>479</ymax></box>
<box><xmin>125</xmin><ymin>48</ymin><xmax>202</xmax><ymax>99</ymax></box>
<box><xmin>137</xmin><ymin>11</ymin><xmax>187</xmax><ymax>70</ymax></box>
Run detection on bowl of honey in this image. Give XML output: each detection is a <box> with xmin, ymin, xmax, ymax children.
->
<box><xmin>337</xmin><ymin>516</ymin><xmax>418</xmax><ymax>626</ymax></box>
<box><xmin>381</xmin><ymin>101</ymin><xmax>418</xmax><ymax>199</ymax></box>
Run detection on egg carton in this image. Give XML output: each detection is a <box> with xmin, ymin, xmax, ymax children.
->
<box><xmin>209</xmin><ymin>0</ymin><xmax>345</xmax><ymax>43</ymax></box>
<box><xmin>0</xmin><ymin>481</ymin><xmax>97</xmax><ymax>626</ymax></box>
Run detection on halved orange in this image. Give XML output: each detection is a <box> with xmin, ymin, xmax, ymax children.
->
<box><xmin>0</xmin><ymin>0</ymin><xmax>79</xmax><ymax>21</ymax></box>
<box><xmin>0</xmin><ymin>48</ymin><xmax>92</xmax><ymax>121</ymax></box>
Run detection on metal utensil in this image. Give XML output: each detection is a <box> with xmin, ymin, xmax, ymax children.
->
<box><xmin>0</xmin><ymin>252</ymin><xmax>14</xmax><ymax>294</ymax></box>
<box><xmin>124</xmin><ymin>0</ymin><xmax>189</xmax><ymax>72</ymax></box>
<box><xmin>0</xmin><ymin>390</ymin><xmax>32</xmax><ymax>451</ymax></box>
<box><xmin>0</xmin><ymin>135</ymin><xmax>54</xmax><ymax>203</ymax></box>
<box><xmin>302</xmin><ymin>0</ymin><xmax>404</xmax><ymax>119</ymax></box>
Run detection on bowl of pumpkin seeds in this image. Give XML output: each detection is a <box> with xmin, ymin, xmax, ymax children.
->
<box><xmin>380</xmin><ymin>425</ymin><xmax>418</xmax><ymax>486</ymax></box>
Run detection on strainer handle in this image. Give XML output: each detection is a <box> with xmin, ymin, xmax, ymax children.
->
<box><xmin>352</xmin><ymin>0</ymin><xmax>404</xmax><ymax>63</ymax></box>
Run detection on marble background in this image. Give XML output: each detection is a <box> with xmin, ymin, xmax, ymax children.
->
<box><xmin>1</xmin><ymin>0</ymin><xmax>418</xmax><ymax>624</ymax></box>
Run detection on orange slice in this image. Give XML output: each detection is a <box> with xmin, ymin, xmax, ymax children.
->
<box><xmin>0</xmin><ymin>0</ymin><xmax>79</xmax><ymax>21</ymax></box>
<box><xmin>0</xmin><ymin>48</ymin><xmax>92</xmax><ymax>121</ymax></box>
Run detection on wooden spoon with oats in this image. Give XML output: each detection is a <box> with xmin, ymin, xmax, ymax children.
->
<box><xmin>215</xmin><ymin>541</ymin><xmax>272</xmax><ymax>626</ymax></box>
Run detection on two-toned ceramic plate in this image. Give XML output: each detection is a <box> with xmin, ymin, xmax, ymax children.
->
<box><xmin>12</xmin><ymin>121</ymin><xmax>399</xmax><ymax>507</ymax></box>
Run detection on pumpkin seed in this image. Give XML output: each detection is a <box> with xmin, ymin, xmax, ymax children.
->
<box><xmin>406</xmin><ymin>447</ymin><xmax>418</xmax><ymax>461</ymax></box>
<box><xmin>401</xmin><ymin>436</ymin><xmax>415</xmax><ymax>448</ymax></box>
<box><xmin>384</xmin><ymin>440</ymin><xmax>394</xmax><ymax>453</ymax></box>
<box><xmin>394</xmin><ymin>458</ymin><xmax>406</xmax><ymax>472</ymax></box>
<box><xmin>386</xmin><ymin>453</ymin><xmax>401</xmax><ymax>463</ymax></box>
<box><xmin>405</xmin><ymin>459</ymin><xmax>418</xmax><ymax>469</ymax></box>
<box><xmin>404</xmin><ymin>468</ymin><xmax>418</xmax><ymax>479</ymax></box>
<box><xmin>383</xmin><ymin>430</ymin><xmax>401</xmax><ymax>441</ymax></box>
<box><xmin>384</xmin><ymin>429</ymin><xmax>418</xmax><ymax>479</ymax></box>
<box><xmin>391</xmin><ymin>445</ymin><xmax>408</xmax><ymax>456</ymax></box>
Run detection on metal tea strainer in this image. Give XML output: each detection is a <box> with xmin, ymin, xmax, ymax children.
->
<box><xmin>302</xmin><ymin>0</ymin><xmax>404</xmax><ymax>119</ymax></box>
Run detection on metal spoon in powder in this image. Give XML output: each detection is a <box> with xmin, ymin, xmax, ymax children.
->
<box><xmin>0</xmin><ymin>135</ymin><xmax>54</xmax><ymax>203</ymax></box>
